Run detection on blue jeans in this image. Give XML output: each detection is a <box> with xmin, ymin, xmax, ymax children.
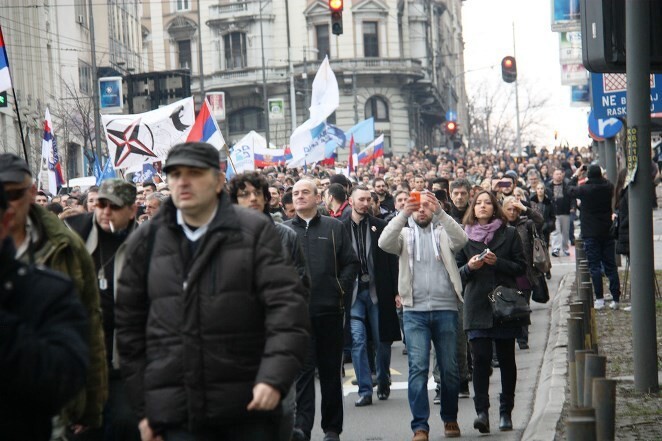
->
<box><xmin>404</xmin><ymin>310</ymin><xmax>459</xmax><ymax>432</ymax></box>
<box><xmin>583</xmin><ymin>237</ymin><xmax>620</xmax><ymax>301</ymax></box>
<box><xmin>350</xmin><ymin>289</ymin><xmax>391</xmax><ymax>397</ymax></box>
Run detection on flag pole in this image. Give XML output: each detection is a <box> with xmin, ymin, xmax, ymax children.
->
<box><xmin>0</xmin><ymin>25</ymin><xmax>29</xmax><ymax>168</ymax></box>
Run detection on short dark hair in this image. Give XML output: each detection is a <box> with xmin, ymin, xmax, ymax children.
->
<box><xmin>393</xmin><ymin>189</ymin><xmax>409</xmax><ymax>200</ymax></box>
<box><xmin>350</xmin><ymin>184</ymin><xmax>371</xmax><ymax>196</ymax></box>
<box><xmin>46</xmin><ymin>202</ymin><xmax>64</xmax><ymax>215</ymax></box>
<box><xmin>281</xmin><ymin>192</ymin><xmax>293</xmax><ymax>206</ymax></box>
<box><xmin>329</xmin><ymin>174</ymin><xmax>350</xmax><ymax>189</ymax></box>
<box><xmin>327</xmin><ymin>183</ymin><xmax>347</xmax><ymax>203</ymax></box>
<box><xmin>372</xmin><ymin>177</ymin><xmax>386</xmax><ymax>187</ymax></box>
<box><xmin>143</xmin><ymin>182</ymin><xmax>157</xmax><ymax>192</ymax></box>
<box><xmin>87</xmin><ymin>186</ymin><xmax>99</xmax><ymax>194</ymax></box>
<box><xmin>228</xmin><ymin>172</ymin><xmax>271</xmax><ymax>210</ymax></box>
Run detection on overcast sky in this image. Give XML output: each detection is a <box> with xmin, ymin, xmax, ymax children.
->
<box><xmin>462</xmin><ymin>0</ymin><xmax>590</xmax><ymax>148</ymax></box>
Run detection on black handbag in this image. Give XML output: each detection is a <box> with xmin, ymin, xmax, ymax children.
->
<box><xmin>489</xmin><ymin>285</ymin><xmax>532</xmax><ymax>322</ymax></box>
<box><xmin>531</xmin><ymin>275</ymin><xmax>550</xmax><ymax>304</ymax></box>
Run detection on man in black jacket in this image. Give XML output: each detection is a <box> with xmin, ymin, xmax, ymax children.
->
<box><xmin>116</xmin><ymin>143</ymin><xmax>310</xmax><ymax>441</ymax></box>
<box><xmin>0</xmin><ymin>182</ymin><xmax>89</xmax><ymax>441</ymax></box>
<box><xmin>342</xmin><ymin>186</ymin><xmax>400</xmax><ymax>407</ymax></box>
<box><xmin>547</xmin><ymin>168</ymin><xmax>574</xmax><ymax>256</ymax></box>
<box><xmin>285</xmin><ymin>179</ymin><xmax>359</xmax><ymax>441</ymax></box>
<box><xmin>567</xmin><ymin>165</ymin><xmax>621</xmax><ymax>309</ymax></box>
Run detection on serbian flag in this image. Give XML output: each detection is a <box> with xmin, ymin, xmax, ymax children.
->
<box><xmin>38</xmin><ymin>108</ymin><xmax>65</xmax><ymax>195</ymax></box>
<box><xmin>0</xmin><ymin>26</ymin><xmax>12</xmax><ymax>92</ymax></box>
<box><xmin>186</xmin><ymin>98</ymin><xmax>226</xmax><ymax>150</ymax></box>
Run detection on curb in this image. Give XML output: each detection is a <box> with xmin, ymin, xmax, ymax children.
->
<box><xmin>522</xmin><ymin>272</ymin><xmax>575</xmax><ymax>441</ymax></box>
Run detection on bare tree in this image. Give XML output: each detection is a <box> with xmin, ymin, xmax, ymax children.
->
<box><xmin>465</xmin><ymin>80</ymin><xmax>550</xmax><ymax>153</ymax></box>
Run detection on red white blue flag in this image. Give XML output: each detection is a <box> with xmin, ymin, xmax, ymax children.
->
<box><xmin>38</xmin><ymin>108</ymin><xmax>65</xmax><ymax>195</ymax></box>
<box><xmin>357</xmin><ymin>134</ymin><xmax>384</xmax><ymax>165</ymax></box>
<box><xmin>0</xmin><ymin>25</ymin><xmax>12</xmax><ymax>92</ymax></box>
<box><xmin>186</xmin><ymin>98</ymin><xmax>226</xmax><ymax>150</ymax></box>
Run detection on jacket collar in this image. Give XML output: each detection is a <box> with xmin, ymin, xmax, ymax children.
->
<box><xmin>291</xmin><ymin>210</ymin><xmax>321</xmax><ymax>227</ymax></box>
<box><xmin>160</xmin><ymin>190</ymin><xmax>242</xmax><ymax>234</ymax></box>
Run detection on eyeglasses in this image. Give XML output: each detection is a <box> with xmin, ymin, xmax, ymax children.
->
<box><xmin>5</xmin><ymin>186</ymin><xmax>31</xmax><ymax>201</ymax></box>
<box><xmin>236</xmin><ymin>190</ymin><xmax>262</xmax><ymax>199</ymax></box>
<box><xmin>97</xmin><ymin>200</ymin><xmax>124</xmax><ymax>210</ymax></box>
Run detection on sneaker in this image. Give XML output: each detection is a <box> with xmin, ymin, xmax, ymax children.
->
<box><xmin>433</xmin><ymin>387</ymin><xmax>441</xmax><ymax>405</ymax></box>
<box><xmin>624</xmin><ymin>305</ymin><xmax>632</xmax><ymax>311</ymax></box>
<box><xmin>444</xmin><ymin>422</ymin><xmax>461</xmax><ymax>438</ymax></box>
<box><xmin>609</xmin><ymin>301</ymin><xmax>619</xmax><ymax>310</ymax></box>
<box><xmin>412</xmin><ymin>429</ymin><xmax>429</xmax><ymax>441</ymax></box>
<box><xmin>594</xmin><ymin>299</ymin><xmax>605</xmax><ymax>310</ymax></box>
<box><xmin>604</xmin><ymin>293</ymin><xmax>613</xmax><ymax>301</ymax></box>
<box><xmin>551</xmin><ymin>249</ymin><xmax>560</xmax><ymax>257</ymax></box>
<box><xmin>563</xmin><ymin>250</ymin><xmax>571</xmax><ymax>256</ymax></box>
<box><xmin>459</xmin><ymin>381</ymin><xmax>470</xmax><ymax>398</ymax></box>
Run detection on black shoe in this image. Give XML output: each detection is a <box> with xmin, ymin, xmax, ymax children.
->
<box><xmin>377</xmin><ymin>383</ymin><xmax>390</xmax><ymax>400</ymax></box>
<box><xmin>291</xmin><ymin>428</ymin><xmax>310</xmax><ymax>441</ymax></box>
<box><xmin>546</xmin><ymin>271</ymin><xmax>552</xmax><ymax>280</ymax></box>
<box><xmin>433</xmin><ymin>387</ymin><xmax>441</xmax><ymax>405</ymax></box>
<box><xmin>551</xmin><ymin>249</ymin><xmax>560</xmax><ymax>257</ymax></box>
<box><xmin>499</xmin><ymin>414</ymin><xmax>513</xmax><ymax>431</ymax></box>
<box><xmin>473</xmin><ymin>412</ymin><xmax>490</xmax><ymax>433</ymax></box>
<box><xmin>323</xmin><ymin>432</ymin><xmax>340</xmax><ymax>441</ymax></box>
<box><xmin>402</xmin><ymin>347</ymin><xmax>408</xmax><ymax>355</ymax></box>
<box><xmin>354</xmin><ymin>395</ymin><xmax>372</xmax><ymax>407</ymax></box>
<box><xmin>518</xmin><ymin>340</ymin><xmax>529</xmax><ymax>350</ymax></box>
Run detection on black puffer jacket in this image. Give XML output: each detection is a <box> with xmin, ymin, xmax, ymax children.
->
<box><xmin>115</xmin><ymin>192</ymin><xmax>310</xmax><ymax>432</ymax></box>
<box><xmin>0</xmin><ymin>238</ymin><xmax>89</xmax><ymax>441</ymax></box>
<box><xmin>284</xmin><ymin>213</ymin><xmax>359</xmax><ymax>316</ymax></box>
<box><xmin>456</xmin><ymin>224</ymin><xmax>528</xmax><ymax>331</ymax></box>
<box><xmin>615</xmin><ymin>188</ymin><xmax>629</xmax><ymax>256</ymax></box>
<box><xmin>567</xmin><ymin>176</ymin><xmax>614</xmax><ymax>239</ymax></box>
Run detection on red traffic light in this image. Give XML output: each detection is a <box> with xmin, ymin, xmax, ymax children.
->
<box><xmin>501</xmin><ymin>56</ymin><xmax>517</xmax><ymax>83</ymax></box>
<box><xmin>329</xmin><ymin>0</ymin><xmax>343</xmax><ymax>11</ymax></box>
<box><xmin>444</xmin><ymin>121</ymin><xmax>458</xmax><ymax>135</ymax></box>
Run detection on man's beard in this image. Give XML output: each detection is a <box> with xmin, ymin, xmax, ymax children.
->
<box><xmin>415</xmin><ymin>217</ymin><xmax>432</xmax><ymax>229</ymax></box>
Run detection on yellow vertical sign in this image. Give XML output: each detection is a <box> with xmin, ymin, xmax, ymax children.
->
<box><xmin>625</xmin><ymin>126</ymin><xmax>638</xmax><ymax>187</ymax></box>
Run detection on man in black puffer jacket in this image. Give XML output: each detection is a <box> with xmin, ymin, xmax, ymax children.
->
<box><xmin>568</xmin><ymin>164</ymin><xmax>621</xmax><ymax>310</ymax></box>
<box><xmin>115</xmin><ymin>143</ymin><xmax>310</xmax><ymax>441</ymax></box>
<box><xmin>0</xmin><ymin>182</ymin><xmax>89</xmax><ymax>441</ymax></box>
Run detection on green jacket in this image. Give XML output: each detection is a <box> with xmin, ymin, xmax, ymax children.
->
<box><xmin>21</xmin><ymin>204</ymin><xmax>108</xmax><ymax>428</ymax></box>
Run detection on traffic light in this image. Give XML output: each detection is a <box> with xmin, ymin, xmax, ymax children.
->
<box><xmin>0</xmin><ymin>91</ymin><xmax>6</xmax><ymax>108</ymax></box>
<box><xmin>444</xmin><ymin>120</ymin><xmax>458</xmax><ymax>137</ymax></box>
<box><xmin>329</xmin><ymin>0</ymin><xmax>343</xmax><ymax>35</ymax></box>
<box><xmin>501</xmin><ymin>56</ymin><xmax>517</xmax><ymax>83</ymax></box>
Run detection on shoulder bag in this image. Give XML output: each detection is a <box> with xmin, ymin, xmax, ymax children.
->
<box><xmin>532</xmin><ymin>228</ymin><xmax>551</xmax><ymax>273</ymax></box>
<box><xmin>489</xmin><ymin>285</ymin><xmax>532</xmax><ymax>323</ymax></box>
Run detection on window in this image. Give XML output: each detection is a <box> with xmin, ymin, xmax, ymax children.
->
<box><xmin>316</xmin><ymin>25</ymin><xmax>330</xmax><ymax>61</ymax></box>
<box><xmin>224</xmin><ymin>32</ymin><xmax>247</xmax><ymax>69</ymax></box>
<box><xmin>228</xmin><ymin>108</ymin><xmax>265</xmax><ymax>134</ymax></box>
<box><xmin>176</xmin><ymin>0</ymin><xmax>190</xmax><ymax>11</ymax></box>
<box><xmin>74</xmin><ymin>0</ymin><xmax>87</xmax><ymax>26</ymax></box>
<box><xmin>78</xmin><ymin>60</ymin><xmax>92</xmax><ymax>94</ymax></box>
<box><xmin>365</xmin><ymin>96</ymin><xmax>389</xmax><ymax>121</ymax></box>
<box><xmin>363</xmin><ymin>22</ymin><xmax>379</xmax><ymax>57</ymax></box>
<box><xmin>178</xmin><ymin>39</ymin><xmax>191</xmax><ymax>69</ymax></box>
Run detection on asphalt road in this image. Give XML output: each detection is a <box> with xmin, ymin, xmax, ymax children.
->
<box><xmin>307</xmin><ymin>261</ymin><xmax>576</xmax><ymax>441</ymax></box>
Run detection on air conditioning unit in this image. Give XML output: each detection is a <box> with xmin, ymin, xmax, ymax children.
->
<box><xmin>76</xmin><ymin>15</ymin><xmax>84</xmax><ymax>24</ymax></box>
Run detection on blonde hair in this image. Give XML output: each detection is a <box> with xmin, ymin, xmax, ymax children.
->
<box><xmin>502</xmin><ymin>196</ymin><xmax>520</xmax><ymax>211</ymax></box>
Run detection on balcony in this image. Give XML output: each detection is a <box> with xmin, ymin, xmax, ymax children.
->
<box><xmin>207</xmin><ymin>1</ymin><xmax>273</xmax><ymax>27</ymax></box>
<box><xmin>199</xmin><ymin>65</ymin><xmax>289</xmax><ymax>90</ymax></box>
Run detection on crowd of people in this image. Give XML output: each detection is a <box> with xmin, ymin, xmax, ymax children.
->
<box><xmin>0</xmin><ymin>139</ymin><xmax>628</xmax><ymax>441</ymax></box>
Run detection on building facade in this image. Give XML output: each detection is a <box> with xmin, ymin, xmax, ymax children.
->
<box><xmin>143</xmin><ymin>0</ymin><xmax>467</xmax><ymax>156</ymax></box>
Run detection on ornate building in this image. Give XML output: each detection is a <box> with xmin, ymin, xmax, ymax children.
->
<box><xmin>141</xmin><ymin>0</ymin><xmax>468</xmax><ymax>155</ymax></box>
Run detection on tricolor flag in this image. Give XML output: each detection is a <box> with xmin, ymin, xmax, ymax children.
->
<box><xmin>0</xmin><ymin>26</ymin><xmax>12</xmax><ymax>92</ymax></box>
<box><xmin>348</xmin><ymin>135</ymin><xmax>355</xmax><ymax>172</ymax></box>
<box><xmin>357</xmin><ymin>134</ymin><xmax>385</xmax><ymax>165</ymax></box>
<box><xmin>186</xmin><ymin>98</ymin><xmax>226</xmax><ymax>150</ymax></box>
<box><xmin>39</xmin><ymin>108</ymin><xmax>65</xmax><ymax>195</ymax></box>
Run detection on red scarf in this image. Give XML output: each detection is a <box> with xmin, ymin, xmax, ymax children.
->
<box><xmin>329</xmin><ymin>200</ymin><xmax>349</xmax><ymax>218</ymax></box>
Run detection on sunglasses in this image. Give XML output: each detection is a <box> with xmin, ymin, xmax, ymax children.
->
<box><xmin>97</xmin><ymin>200</ymin><xmax>124</xmax><ymax>210</ymax></box>
<box><xmin>6</xmin><ymin>186</ymin><xmax>31</xmax><ymax>201</ymax></box>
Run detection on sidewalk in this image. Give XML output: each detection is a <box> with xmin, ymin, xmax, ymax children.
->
<box><xmin>522</xmin><ymin>209</ymin><xmax>662</xmax><ymax>441</ymax></box>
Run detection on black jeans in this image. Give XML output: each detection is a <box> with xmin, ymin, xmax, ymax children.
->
<box><xmin>470</xmin><ymin>338</ymin><xmax>517</xmax><ymax>415</ymax></box>
<box><xmin>163</xmin><ymin>419</ymin><xmax>278</xmax><ymax>441</ymax></box>
<box><xmin>295</xmin><ymin>313</ymin><xmax>344</xmax><ymax>438</ymax></box>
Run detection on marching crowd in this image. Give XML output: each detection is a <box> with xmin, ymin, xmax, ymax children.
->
<box><xmin>0</xmin><ymin>140</ymin><xmax>627</xmax><ymax>441</ymax></box>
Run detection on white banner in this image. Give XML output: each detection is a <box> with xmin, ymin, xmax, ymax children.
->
<box><xmin>230</xmin><ymin>131</ymin><xmax>260</xmax><ymax>173</ymax></box>
<box><xmin>102</xmin><ymin>97</ymin><xmax>195</xmax><ymax>170</ymax></box>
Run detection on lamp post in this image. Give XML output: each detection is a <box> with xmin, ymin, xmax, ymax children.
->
<box><xmin>259</xmin><ymin>0</ymin><xmax>270</xmax><ymax>147</ymax></box>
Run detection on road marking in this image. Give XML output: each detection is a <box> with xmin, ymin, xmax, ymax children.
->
<box><xmin>342</xmin><ymin>373</ymin><xmax>438</xmax><ymax>396</ymax></box>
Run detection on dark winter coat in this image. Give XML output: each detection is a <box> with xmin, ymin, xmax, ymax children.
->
<box><xmin>284</xmin><ymin>213</ymin><xmax>360</xmax><ymax>317</ymax></box>
<box><xmin>115</xmin><ymin>192</ymin><xmax>310</xmax><ymax>432</ymax></box>
<box><xmin>529</xmin><ymin>193</ymin><xmax>556</xmax><ymax>240</ymax></box>
<box><xmin>508</xmin><ymin>208</ymin><xmax>544</xmax><ymax>286</ymax></box>
<box><xmin>0</xmin><ymin>238</ymin><xmax>89</xmax><ymax>441</ymax></box>
<box><xmin>615</xmin><ymin>188</ymin><xmax>630</xmax><ymax>256</ymax></box>
<box><xmin>546</xmin><ymin>180</ymin><xmax>575</xmax><ymax>215</ymax></box>
<box><xmin>456</xmin><ymin>225</ymin><xmax>528</xmax><ymax>331</ymax></box>
<box><xmin>342</xmin><ymin>215</ymin><xmax>401</xmax><ymax>342</ymax></box>
<box><xmin>567</xmin><ymin>176</ymin><xmax>614</xmax><ymax>239</ymax></box>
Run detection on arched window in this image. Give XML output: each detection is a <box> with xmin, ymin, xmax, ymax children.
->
<box><xmin>365</xmin><ymin>96</ymin><xmax>389</xmax><ymax>122</ymax></box>
<box><xmin>228</xmin><ymin>107</ymin><xmax>265</xmax><ymax>135</ymax></box>
<box><xmin>224</xmin><ymin>32</ymin><xmax>247</xmax><ymax>69</ymax></box>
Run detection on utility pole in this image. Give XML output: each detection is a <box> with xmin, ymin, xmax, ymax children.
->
<box><xmin>353</xmin><ymin>62</ymin><xmax>358</xmax><ymax>124</ymax></box>
<box><xmin>512</xmin><ymin>22</ymin><xmax>521</xmax><ymax>157</ymax></box>
<box><xmin>88</xmin><ymin>0</ymin><xmax>103</xmax><ymax>163</ymax></box>
<box><xmin>196</xmin><ymin>0</ymin><xmax>205</xmax><ymax>106</ymax></box>
<box><xmin>259</xmin><ymin>0</ymin><xmax>270</xmax><ymax>147</ymax></box>
<box><xmin>285</xmin><ymin>0</ymin><xmax>296</xmax><ymax>132</ymax></box>
<box><xmin>626</xmin><ymin>0</ymin><xmax>659</xmax><ymax>393</ymax></box>
<box><xmin>303</xmin><ymin>48</ymin><xmax>309</xmax><ymax>111</ymax></box>
<box><xmin>605</xmin><ymin>137</ymin><xmax>617</xmax><ymax>185</ymax></box>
